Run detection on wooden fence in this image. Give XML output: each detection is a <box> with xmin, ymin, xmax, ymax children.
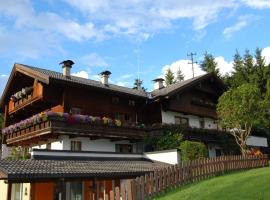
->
<box><xmin>110</xmin><ymin>155</ymin><xmax>268</xmax><ymax>200</ymax></box>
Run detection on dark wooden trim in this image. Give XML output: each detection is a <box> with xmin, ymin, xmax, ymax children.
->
<box><xmin>7</xmin><ymin>183</ymin><xmax>12</xmax><ymax>200</ymax></box>
<box><xmin>5</xmin><ymin>120</ymin><xmax>146</xmax><ymax>146</ymax></box>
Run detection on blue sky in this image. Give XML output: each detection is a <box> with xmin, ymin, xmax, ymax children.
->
<box><xmin>0</xmin><ymin>0</ymin><xmax>270</xmax><ymax>93</ymax></box>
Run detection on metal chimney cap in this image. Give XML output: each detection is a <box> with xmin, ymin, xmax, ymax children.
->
<box><xmin>99</xmin><ymin>70</ymin><xmax>112</xmax><ymax>76</ymax></box>
<box><xmin>152</xmin><ymin>78</ymin><xmax>165</xmax><ymax>82</ymax></box>
<box><xmin>59</xmin><ymin>60</ymin><xmax>75</xmax><ymax>68</ymax></box>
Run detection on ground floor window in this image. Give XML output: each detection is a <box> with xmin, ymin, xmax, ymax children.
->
<box><xmin>115</xmin><ymin>144</ymin><xmax>133</xmax><ymax>153</ymax></box>
<box><xmin>11</xmin><ymin>183</ymin><xmax>23</xmax><ymax>200</ymax></box>
<box><xmin>68</xmin><ymin>182</ymin><xmax>83</xmax><ymax>200</ymax></box>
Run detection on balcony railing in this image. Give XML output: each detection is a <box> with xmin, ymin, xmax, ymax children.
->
<box><xmin>3</xmin><ymin>112</ymin><xmax>147</xmax><ymax>146</ymax></box>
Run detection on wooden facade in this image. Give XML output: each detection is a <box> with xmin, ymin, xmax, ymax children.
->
<box><xmin>0</xmin><ymin>64</ymin><xmax>225</xmax><ymax>147</ymax></box>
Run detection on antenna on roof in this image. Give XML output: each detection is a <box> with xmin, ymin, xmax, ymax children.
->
<box><xmin>187</xmin><ymin>52</ymin><xmax>197</xmax><ymax>78</ymax></box>
<box><xmin>136</xmin><ymin>42</ymin><xmax>141</xmax><ymax>80</ymax></box>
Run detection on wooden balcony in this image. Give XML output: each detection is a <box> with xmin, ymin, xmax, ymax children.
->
<box><xmin>4</xmin><ymin>119</ymin><xmax>147</xmax><ymax>146</ymax></box>
<box><xmin>8</xmin><ymin>81</ymin><xmax>43</xmax><ymax>114</ymax></box>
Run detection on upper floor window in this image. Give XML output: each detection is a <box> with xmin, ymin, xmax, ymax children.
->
<box><xmin>112</xmin><ymin>97</ymin><xmax>120</xmax><ymax>104</ymax></box>
<box><xmin>175</xmin><ymin>116</ymin><xmax>189</xmax><ymax>127</ymax></box>
<box><xmin>70</xmin><ymin>107</ymin><xmax>81</xmax><ymax>114</ymax></box>
<box><xmin>116</xmin><ymin>144</ymin><xmax>133</xmax><ymax>153</ymax></box>
<box><xmin>128</xmin><ymin>100</ymin><xmax>135</xmax><ymax>106</ymax></box>
<box><xmin>71</xmin><ymin>141</ymin><xmax>82</xmax><ymax>151</ymax></box>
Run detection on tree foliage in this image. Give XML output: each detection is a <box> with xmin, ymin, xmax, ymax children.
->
<box><xmin>200</xmin><ymin>52</ymin><xmax>220</xmax><ymax>76</ymax></box>
<box><xmin>180</xmin><ymin>141</ymin><xmax>208</xmax><ymax>161</ymax></box>
<box><xmin>176</xmin><ymin>67</ymin><xmax>184</xmax><ymax>82</ymax></box>
<box><xmin>217</xmin><ymin>84</ymin><xmax>263</xmax><ymax>154</ymax></box>
<box><xmin>165</xmin><ymin>69</ymin><xmax>176</xmax><ymax>86</ymax></box>
<box><xmin>156</xmin><ymin>131</ymin><xmax>183</xmax><ymax>150</ymax></box>
<box><xmin>133</xmin><ymin>78</ymin><xmax>146</xmax><ymax>91</ymax></box>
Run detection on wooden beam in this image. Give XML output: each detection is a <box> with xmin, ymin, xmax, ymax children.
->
<box><xmin>6</xmin><ymin>183</ymin><xmax>12</xmax><ymax>200</ymax></box>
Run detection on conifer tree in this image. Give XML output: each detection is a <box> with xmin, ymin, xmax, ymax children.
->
<box><xmin>176</xmin><ymin>67</ymin><xmax>185</xmax><ymax>82</ymax></box>
<box><xmin>200</xmin><ymin>52</ymin><xmax>219</xmax><ymax>75</ymax></box>
<box><xmin>165</xmin><ymin>69</ymin><xmax>175</xmax><ymax>86</ymax></box>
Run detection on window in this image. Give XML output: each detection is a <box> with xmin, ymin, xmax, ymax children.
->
<box><xmin>112</xmin><ymin>97</ymin><xmax>120</xmax><ymax>104</ymax></box>
<box><xmin>128</xmin><ymin>100</ymin><xmax>135</xmax><ymax>106</ymax></box>
<box><xmin>124</xmin><ymin>114</ymin><xmax>130</xmax><ymax>121</ymax></box>
<box><xmin>46</xmin><ymin>143</ymin><xmax>51</xmax><ymax>150</ymax></box>
<box><xmin>116</xmin><ymin>144</ymin><xmax>133</xmax><ymax>153</ymax></box>
<box><xmin>70</xmin><ymin>107</ymin><xmax>81</xmax><ymax>114</ymax></box>
<box><xmin>215</xmin><ymin>149</ymin><xmax>222</xmax><ymax>157</ymax></box>
<box><xmin>69</xmin><ymin>182</ymin><xmax>83</xmax><ymax>200</ymax></box>
<box><xmin>11</xmin><ymin>184</ymin><xmax>23</xmax><ymax>200</ymax></box>
<box><xmin>71</xmin><ymin>141</ymin><xmax>82</xmax><ymax>151</ymax></box>
<box><xmin>175</xmin><ymin>116</ymin><xmax>189</xmax><ymax>127</ymax></box>
<box><xmin>199</xmin><ymin>118</ymin><xmax>205</xmax><ymax>128</ymax></box>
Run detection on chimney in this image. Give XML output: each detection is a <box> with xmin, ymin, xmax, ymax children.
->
<box><xmin>60</xmin><ymin>60</ymin><xmax>74</xmax><ymax>76</ymax></box>
<box><xmin>152</xmin><ymin>78</ymin><xmax>165</xmax><ymax>90</ymax></box>
<box><xmin>100</xmin><ymin>70</ymin><xmax>111</xmax><ymax>85</ymax></box>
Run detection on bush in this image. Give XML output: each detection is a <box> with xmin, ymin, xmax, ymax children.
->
<box><xmin>156</xmin><ymin>132</ymin><xmax>183</xmax><ymax>150</ymax></box>
<box><xmin>180</xmin><ymin>141</ymin><xmax>208</xmax><ymax>161</ymax></box>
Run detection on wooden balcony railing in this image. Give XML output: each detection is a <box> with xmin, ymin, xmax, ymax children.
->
<box><xmin>8</xmin><ymin>81</ymin><xmax>43</xmax><ymax>114</ymax></box>
<box><xmin>4</xmin><ymin>118</ymin><xmax>147</xmax><ymax>146</ymax></box>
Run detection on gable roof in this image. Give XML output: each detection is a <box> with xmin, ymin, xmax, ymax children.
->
<box><xmin>0</xmin><ymin>63</ymin><xmax>226</xmax><ymax>109</ymax></box>
<box><xmin>151</xmin><ymin>73</ymin><xmax>225</xmax><ymax>98</ymax></box>
<box><xmin>0</xmin><ymin>63</ymin><xmax>148</xmax><ymax>108</ymax></box>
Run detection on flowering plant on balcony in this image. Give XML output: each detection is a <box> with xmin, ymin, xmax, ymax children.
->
<box><xmin>115</xmin><ymin>119</ymin><xmax>121</xmax><ymax>127</ymax></box>
<box><xmin>2</xmin><ymin>111</ymin><xmax>126</xmax><ymax>135</ymax></box>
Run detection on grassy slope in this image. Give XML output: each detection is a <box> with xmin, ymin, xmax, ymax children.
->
<box><xmin>156</xmin><ymin>167</ymin><xmax>270</xmax><ymax>200</ymax></box>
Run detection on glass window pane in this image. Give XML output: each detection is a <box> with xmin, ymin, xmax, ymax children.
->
<box><xmin>70</xmin><ymin>182</ymin><xmax>83</xmax><ymax>200</ymax></box>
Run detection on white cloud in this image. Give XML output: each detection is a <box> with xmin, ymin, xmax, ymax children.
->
<box><xmin>64</xmin><ymin>0</ymin><xmax>238</xmax><ymax>38</ymax></box>
<box><xmin>161</xmin><ymin>56</ymin><xmax>233</xmax><ymax>83</ymax></box>
<box><xmin>242</xmin><ymin>0</ymin><xmax>270</xmax><ymax>8</ymax></box>
<box><xmin>262</xmin><ymin>46</ymin><xmax>270</xmax><ymax>65</ymax></box>
<box><xmin>162</xmin><ymin>59</ymin><xmax>205</xmax><ymax>81</ymax></box>
<box><xmin>80</xmin><ymin>53</ymin><xmax>108</xmax><ymax>67</ymax></box>
<box><xmin>223</xmin><ymin>15</ymin><xmax>258</xmax><ymax>38</ymax></box>
<box><xmin>215</xmin><ymin>56</ymin><xmax>234</xmax><ymax>75</ymax></box>
<box><xmin>71</xmin><ymin>71</ymin><xmax>89</xmax><ymax>79</ymax></box>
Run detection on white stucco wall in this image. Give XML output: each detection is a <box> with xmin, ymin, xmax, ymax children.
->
<box><xmin>0</xmin><ymin>180</ymin><xmax>8</xmax><ymax>200</ymax></box>
<box><xmin>32</xmin><ymin>136</ymin><xmax>142</xmax><ymax>153</ymax></box>
<box><xmin>247</xmin><ymin>136</ymin><xmax>268</xmax><ymax>147</ymax></box>
<box><xmin>161</xmin><ymin>110</ymin><xmax>217</xmax><ymax>129</ymax></box>
<box><xmin>144</xmin><ymin>149</ymin><xmax>180</xmax><ymax>164</ymax></box>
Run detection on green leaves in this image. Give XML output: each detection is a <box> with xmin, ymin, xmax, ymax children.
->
<box><xmin>217</xmin><ymin>84</ymin><xmax>262</xmax><ymax>129</ymax></box>
<box><xmin>165</xmin><ymin>69</ymin><xmax>176</xmax><ymax>86</ymax></box>
<box><xmin>180</xmin><ymin>141</ymin><xmax>208</xmax><ymax>161</ymax></box>
<box><xmin>200</xmin><ymin>52</ymin><xmax>219</xmax><ymax>76</ymax></box>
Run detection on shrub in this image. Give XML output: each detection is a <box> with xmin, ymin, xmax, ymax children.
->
<box><xmin>180</xmin><ymin>140</ymin><xmax>208</xmax><ymax>161</ymax></box>
<box><xmin>156</xmin><ymin>132</ymin><xmax>183</xmax><ymax>150</ymax></box>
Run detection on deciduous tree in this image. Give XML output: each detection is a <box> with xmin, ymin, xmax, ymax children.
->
<box><xmin>217</xmin><ymin>84</ymin><xmax>263</xmax><ymax>154</ymax></box>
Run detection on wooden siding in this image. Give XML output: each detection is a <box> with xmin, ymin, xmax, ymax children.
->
<box><xmin>63</xmin><ymin>87</ymin><xmax>146</xmax><ymax>124</ymax></box>
<box><xmin>166</xmin><ymin>89</ymin><xmax>218</xmax><ymax>119</ymax></box>
<box><xmin>32</xmin><ymin>182</ymin><xmax>54</xmax><ymax>200</ymax></box>
<box><xmin>8</xmin><ymin>80</ymin><xmax>43</xmax><ymax>114</ymax></box>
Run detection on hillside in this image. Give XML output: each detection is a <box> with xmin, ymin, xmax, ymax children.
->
<box><xmin>156</xmin><ymin>167</ymin><xmax>270</xmax><ymax>200</ymax></box>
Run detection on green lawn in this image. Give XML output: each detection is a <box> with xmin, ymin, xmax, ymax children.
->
<box><xmin>155</xmin><ymin>167</ymin><xmax>270</xmax><ymax>200</ymax></box>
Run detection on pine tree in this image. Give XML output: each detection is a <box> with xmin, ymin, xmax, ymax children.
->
<box><xmin>200</xmin><ymin>52</ymin><xmax>219</xmax><ymax>75</ymax></box>
<box><xmin>133</xmin><ymin>78</ymin><xmax>146</xmax><ymax>91</ymax></box>
<box><xmin>176</xmin><ymin>67</ymin><xmax>184</xmax><ymax>82</ymax></box>
<box><xmin>165</xmin><ymin>69</ymin><xmax>175</xmax><ymax>86</ymax></box>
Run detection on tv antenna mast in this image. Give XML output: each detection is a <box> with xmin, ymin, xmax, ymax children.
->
<box><xmin>187</xmin><ymin>52</ymin><xmax>197</xmax><ymax>78</ymax></box>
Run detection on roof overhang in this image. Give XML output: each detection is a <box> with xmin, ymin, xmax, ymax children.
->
<box><xmin>0</xmin><ymin>64</ymin><xmax>50</xmax><ymax>110</ymax></box>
